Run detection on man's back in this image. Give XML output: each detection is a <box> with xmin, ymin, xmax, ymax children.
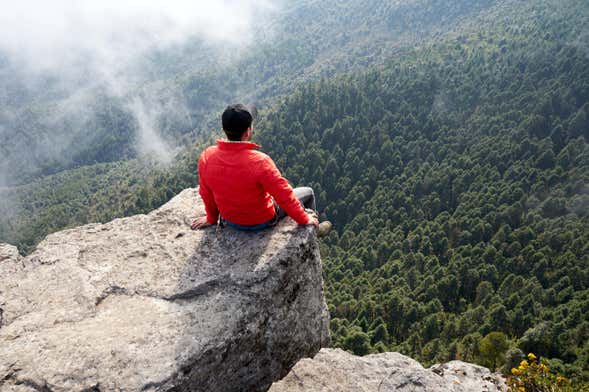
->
<box><xmin>199</xmin><ymin>139</ymin><xmax>310</xmax><ymax>226</ymax></box>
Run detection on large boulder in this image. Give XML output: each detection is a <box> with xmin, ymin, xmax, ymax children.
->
<box><xmin>269</xmin><ymin>348</ymin><xmax>507</xmax><ymax>392</ymax></box>
<box><xmin>0</xmin><ymin>188</ymin><xmax>330</xmax><ymax>392</ymax></box>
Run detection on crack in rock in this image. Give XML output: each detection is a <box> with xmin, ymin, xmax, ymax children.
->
<box><xmin>95</xmin><ymin>285</ymin><xmax>131</xmax><ymax>306</ymax></box>
<box><xmin>94</xmin><ymin>277</ymin><xmax>233</xmax><ymax>307</ymax></box>
<box><xmin>165</xmin><ymin>279</ymin><xmax>222</xmax><ymax>301</ymax></box>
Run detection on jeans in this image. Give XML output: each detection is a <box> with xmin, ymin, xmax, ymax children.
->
<box><xmin>222</xmin><ymin>187</ymin><xmax>316</xmax><ymax>231</ymax></box>
<box><xmin>275</xmin><ymin>186</ymin><xmax>317</xmax><ymax>219</ymax></box>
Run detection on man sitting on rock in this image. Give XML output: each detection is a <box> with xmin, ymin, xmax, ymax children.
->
<box><xmin>191</xmin><ymin>104</ymin><xmax>332</xmax><ymax>236</ymax></box>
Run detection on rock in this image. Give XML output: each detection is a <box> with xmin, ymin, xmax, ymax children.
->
<box><xmin>429</xmin><ymin>361</ymin><xmax>507</xmax><ymax>391</ymax></box>
<box><xmin>0</xmin><ymin>188</ymin><xmax>330</xmax><ymax>392</ymax></box>
<box><xmin>0</xmin><ymin>244</ymin><xmax>21</xmax><ymax>264</ymax></box>
<box><xmin>268</xmin><ymin>348</ymin><xmax>507</xmax><ymax>392</ymax></box>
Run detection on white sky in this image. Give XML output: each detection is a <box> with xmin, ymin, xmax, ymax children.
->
<box><xmin>0</xmin><ymin>0</ymin><xmax>276</xmax><ymax>72</ymax></box>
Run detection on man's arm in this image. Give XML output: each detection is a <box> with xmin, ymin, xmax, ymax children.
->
<box><xmin>193</xmin><ymin>155</ymin><xmax>219</xmax><ymax>229</ymax></box>
<box><xmin>258</xmin><ymin>156</ymin><xmax>312</xmax><ymax>225</ymax></box>
<box><xmin>199</xmin><ymin>181</ymin><xmax>219</xmax><ymax>224</ymax></box>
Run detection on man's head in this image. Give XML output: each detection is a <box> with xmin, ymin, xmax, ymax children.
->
<box><xmin>222</xmin><ymin>104</ymin><xmax>257</xmax><ymax>141</ymax></box>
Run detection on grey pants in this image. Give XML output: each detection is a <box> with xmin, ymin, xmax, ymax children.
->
<box><xmin>275</xmin><ymin>187</ymin><xmax>317</xmax><ymax>220</ymax></box>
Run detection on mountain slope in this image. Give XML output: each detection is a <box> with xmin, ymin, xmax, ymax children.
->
<box><xmin>254</xmin><ymin>0</ymin><xmax>589</xmax><ymax>381</ymax></box>
<box><xmin>0</xmin><ymin>0</ymin><xmax>588</xmax><ymax>383</ymax></box>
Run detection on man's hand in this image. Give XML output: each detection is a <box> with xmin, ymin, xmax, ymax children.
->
<box><xmin>191</xmin><ymin>216</ymin><xmax>212</xmax><ymax>230</ymax></box>
<box><xmin>306</xmin><ymin>211</ymin><xmax>319</xmax><ymax>228</ymax></box>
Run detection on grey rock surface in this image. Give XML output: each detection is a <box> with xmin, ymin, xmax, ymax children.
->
<box><xmin>0</xmin><ymin>188</ymin><xmax>330</xmax><ymax>392</ymax></box>
<box><xmin>269</xmin><ymin>348</ymin><xmax>507</xmax><ymax>392</ymax></box>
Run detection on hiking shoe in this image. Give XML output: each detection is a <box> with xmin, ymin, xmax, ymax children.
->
<box><xmin>317</xmin><ymin>221</ymin><xmax>332</xmax><ymax>237</ymax></box>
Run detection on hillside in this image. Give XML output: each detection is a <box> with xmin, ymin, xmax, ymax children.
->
<box><xmin>0</xmin><ymin>0</ymin><xmax>588</xmax><ymax>384</ymax></box>
<box><xmin>255</xmin><ymin>0</ymin><xmax>589</xmax><ymax>382</ymax></box>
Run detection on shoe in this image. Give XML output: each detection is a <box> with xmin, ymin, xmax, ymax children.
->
<box><xmin>317</xmin><ymin>221</ymin><xmax>332</xmax><ymax>237</ymax></box>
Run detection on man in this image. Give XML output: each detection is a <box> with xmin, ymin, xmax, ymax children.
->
<box><xmin>191</xmin><ymin>104</ymin><xmax>332</xmax><ymax>236</ymax></box>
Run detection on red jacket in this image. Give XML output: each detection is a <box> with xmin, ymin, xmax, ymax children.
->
<box><xmin>198</xmin><ymin>139</ymin><xmax>311</xmax><ymax>226</ymax></box>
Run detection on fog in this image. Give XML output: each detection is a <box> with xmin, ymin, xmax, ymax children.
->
<box><xmin>0</xmin><ymin>1</ymin><xmax>274</xmax><ymax>70</ymax></box>
<box><xmin>0</xmin><ymin>0</ymin><xmax>278</xmax><ymax>186</ymax></box>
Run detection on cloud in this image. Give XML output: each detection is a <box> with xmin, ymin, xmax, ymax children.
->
<box><xmin>130</xmin><ymin>95</ymin><xmax>176</xmax><ymax>165</ymax></box>
<box><xmin>0</xmin><ymin>0</ymin><xmax>275</xmax><ymax>73</ymax></box>
<box><xmin>0</xmin><ymin>0</ymin><xmax>278</xmax><ymax>175</ymax></box>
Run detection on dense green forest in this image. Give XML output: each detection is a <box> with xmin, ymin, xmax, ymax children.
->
<box><xmin>256</xmin><ymin>0</ymin><xmax>589</xmax><ymax>382</ymax></box>
<box><xmin>1</xmin><ymin>0</ymin><xmax>588</xmax><ymax>385</ymax></box>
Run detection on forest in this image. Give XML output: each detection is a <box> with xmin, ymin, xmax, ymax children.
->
<box><xmin>254</xmin><ymin>1</ymin><xmax>589</xmax><ymax>381</ymax></box>
<box><xmin>0</xmin><ymin>0</ymin><xmax>588</xmax><ymax>385</ymax></box>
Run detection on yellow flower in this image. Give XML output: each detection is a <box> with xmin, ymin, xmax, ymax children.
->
<box><xmin>519</xmin><ymin>360</ymin><xmax>529</xmax><ymax>369</ymax></box>
<box><xmin>511</xmin><ymin>367</ymin><xmax>521</xmax><ymax>375</ymax></box>
<box><xmin>518</xmin><ymin>387</ymin><xmax>526</xmax><ymax>392</ymax></box>
<box><xmin>527</xmin><ymin>353</ymin><xmax>537</xmax><ymax>361</ymax></box>
<box><xmin>538</xmin><ymin>364</ymin><xmax>548</xmax><ymax>373</ymax></box>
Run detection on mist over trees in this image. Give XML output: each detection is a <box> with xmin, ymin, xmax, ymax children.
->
<box><xmin>0</xmin><ymin>0</ymin><xmax>279</xmax><ymax>185</ymax></box>
<box><xmin>0</xmin><ymin>0</ymin><xmax>502</xmax><ymax>186</ymax></box>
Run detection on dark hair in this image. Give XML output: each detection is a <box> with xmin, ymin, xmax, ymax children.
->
<box><xmin>222</xmin><ymin>104</ymin><xmax>255</xmax><ymax>141</ymax></box>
